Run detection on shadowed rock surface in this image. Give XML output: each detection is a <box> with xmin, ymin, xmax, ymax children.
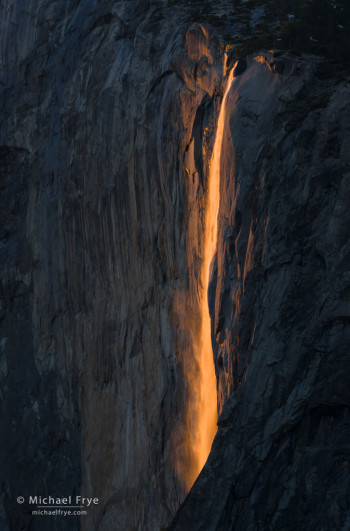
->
<box><xmin>1</xmin><ymin>1</ymin><xmax>350</xmax><ymax>530</ymax></box>
<box><xmin>1</xmin><ymin>1</ymin><xmax>222</xmax><ymax>529</ymax></box>
<box><xmin>170</xmin><ymin>54</ymin><xmax>350</xmax><ymax>531</ymax></box>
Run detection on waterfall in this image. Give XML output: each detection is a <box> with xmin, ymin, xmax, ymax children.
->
<box><xmin>187</xmin><ymin>54</ymin><xmax>236</xmax><ymax>488</ymax></box>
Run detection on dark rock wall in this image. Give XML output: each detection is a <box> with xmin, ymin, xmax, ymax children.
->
<box><xmin>0</xmin><ymin>144</ymin><xmax>82</xmax><ymax>531</ymax></box>
<box><xmin>0</xmin><ymin>1</ymin><xmax>221</xmax><ymax>529</ymax></box>
<box><xmin>171</xmin><ymin>56</ymin><xmax>350</xmax><ymax>530</ymax></box>
<box><xmin>1</xmin><ymin>1</ymin><xmax>350</xmax><ymax>530</ymax></box>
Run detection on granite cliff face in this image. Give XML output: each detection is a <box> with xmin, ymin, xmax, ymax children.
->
<box><xmin>1</xmin><ymin>1</ymin><xmax>350</xmax><ymax>530</ymax></box>
<box><xmin>1</xmin><ymin>2</ymin><xmax>222</xmax><ymax>529</ymax></box>
<box><xmin>171</xmin><ymin>54</ymin><xmax>350</xmax><ymax>529</ymax></box>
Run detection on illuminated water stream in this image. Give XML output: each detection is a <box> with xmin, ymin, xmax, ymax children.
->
<box><xmin>187</xmin><ymin>56</ymin><xmax>236</xmax><ymax>487</ymax></box>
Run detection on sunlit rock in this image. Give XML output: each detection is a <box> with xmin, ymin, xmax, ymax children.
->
<box><xmin>1</xmin><ymin>1</ymin><xmax>350</xmax><ymax>530</ymax></box>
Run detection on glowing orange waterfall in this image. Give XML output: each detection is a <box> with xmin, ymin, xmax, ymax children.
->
<box><xmin>186</xmin><ymin>56</ymin><xmax>236</xmax><ymax>488</ymax></box>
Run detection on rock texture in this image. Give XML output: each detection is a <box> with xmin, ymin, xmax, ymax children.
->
<box><xmin>0</xmin><ymin>1</ymin><xmax>222</xmax><ymax>529</ymax></box>
<box><xmin>171</xmin><ymin>55</ymin><xmax>350</xmax><ymax>530</ymax></box>
<box><xmin>1</xmin><ymin>1</ymin><xmax>350</xmax><ymax>530</ymax></box>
